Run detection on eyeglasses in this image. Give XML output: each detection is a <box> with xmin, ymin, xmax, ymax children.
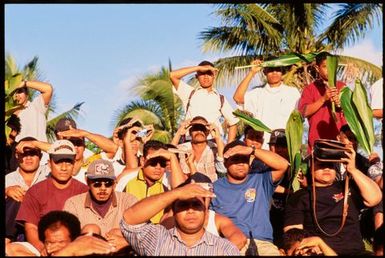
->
<box><xmin>145</xmin><ymin>157</ymin><xmax>167</xmax><ymax>168</ymax></box>
<box><xmin>226</xmin><ymin>155</ymin><xmax>250</xmax><ymax>164</ymax></box>
<box><xmin>189</xmin><ymin>123</ymin><xmax>209</xmax><ymax>133</ymax></box>
<box><xmin>90</xmin><ymin>179</ymin><xmax>114</xmax><ymax>188</ymax></box>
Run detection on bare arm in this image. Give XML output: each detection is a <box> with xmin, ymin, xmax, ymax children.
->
<box><xmin>227</xmin><ymin>124</ymin><xmax>238</xmax><ymax>144</ymax></box>
<box><xmin>24</xmin><ymin>222</ymin><xmax>45</xmax><ymax>254</ymax></box>
<box><xmin>216</xmin><ymin>213</ymin><xmax>247</xmax><ymax>250</ymax></box>
<box><xmin>233</xmin><ymin>60</ymin><xmax>262</xmax><ymax>104</ymax></box>
<box><xmin>296</xmin><ymin>236</ymin><xmax>337</xmax><ymax>256</ymax></box>
<box><xmin>51</xmin><ymin>235</ymin><xmax>114</xmax><ymax>256</ymax></box>
<box><xmin>171</xmin><ymin>120</ymin><xmax>191</xmax><ymax>146</ymax></box>
<box><xmin>302</xmin><ymin>87</ymin><xmax>337</xmax><ymax>117</ymax></box>
<box><xmin>170</xmin><ymin>65</ymin><xmax>218</xmax><ymax>90</ymax></box>
<box><xmin>283</xmin><ymin>224</ymin><xmax>303</xmax><ymax>233</ymax></box>
<box><xmin>253</xmin><ymin>148</ymin><xmax>289</xmax><ymax>182</ymax></box>
<box><xmin>24</xmin><ymin>80</ymin><xmax>53</xmax><ymax>106</ymax></box>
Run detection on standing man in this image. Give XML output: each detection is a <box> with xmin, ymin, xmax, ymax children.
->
<box><xmin>233</xmin><ymin>58</ymin><xmax>300</xmax><ymax>149</ymax></box>
<box><xmin>13</xmin><ymin>79</ymin><xmax>53</xmax><ymax>142</ymax></box>
<box><xmin>210</xmin><ymin>140</ymin><xmax>289</xmax><ymax>255</ymax></box>
<box><xmin>298</xmin><ymin>52</ymin><xmax>347</xmax><ymax>151</ymax></box>
<box><xmin>170</xmin><ymin>60</ymin><xmax>239</xmax><ymax>143</ymax></box>
<box><xmin>64</xmin><ymin>159</ymin><xmax>137</xmax><ymax>251</ymax></box>
<box><xmin>15</xmin><ymin>139</ymin><xmax>89</xmax><ymax>255</ymax></box>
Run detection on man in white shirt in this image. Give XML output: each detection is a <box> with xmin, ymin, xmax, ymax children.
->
<box><xmin>170</xmin><ymin>60</ymin><xmax>239</xmax><ymax>143</ymax></box>
<box><xmin>233</xmin><ymin>58</ymin><xmax>300</xmax><ymax>149</ymax></box>
<box><xmin>370</xmin><ymin>78</ymin><xmax>383</xmax><ymax>120</ymax></box>
<box><xmin>13</xmin><ymin>80</ymin><xmax>53</xmax><ymax>142</ymax></box>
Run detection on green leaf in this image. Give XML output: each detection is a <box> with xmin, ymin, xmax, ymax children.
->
<box><xmin>262</xmin><ymin>52</ymin><xmax>317</xmax><ymax>67</ymax></box>
<box><xmin>5</xmin><ymin>74</ymin><xmax>23</xmax><ymax>96</ymax></box>
<box><xmin>233</xmin><ymin>109</ymin><xmax>271</xmax><ymax>133</ymax></box>
<box><xmin>285</xmin><ymin>110</ymin><xmax>303</xmax><ymax>165</ymax></box>
<box><xmin>340</xmin><ymin>87</ymin><xmax>371</xmax><ymax>154</ymax></box>
<box><xmin>326</xmin><ymin>55</ymin><xmax>338</xmax><ymax>121</ymax></box>
<box><xmin>352</xmin><ymin>79</ymin><xmax>375</xmax><ymax>154</ymax></box>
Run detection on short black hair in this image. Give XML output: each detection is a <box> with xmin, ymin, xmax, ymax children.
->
<box><xmin>244</xmin><ymin>125</ymin><xmax>264</xmax><ymax>139</ymax></box>
<box><xmin>315</xmin><ymin>51</ymin><xmax>332</xmax><ymax>65</ymax></box>
<box><xmin>6</xmin><ymin>114</ymin><xmax>21</xmax><ymax>133</ymax></box>
<box><xmin>198</xmin><ymin>60</ymin><xmax>214</xmax><ymax>67</ymax></box>
<box><xmin>281</xmin><ymin>228</ymin><xmax>310</xmax><ymax>252</ymax></box>
<box><xmin>143</xmin><ymin>140</ymin><xmax>167</xmax><ymax>158</ymax></box>
<box><xmin>38</xmin><ymin>210</ymin><xmax>81</xmax><ymax>242</ymax></box>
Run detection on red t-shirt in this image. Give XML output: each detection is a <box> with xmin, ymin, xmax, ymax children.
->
<box><xmin>298</xmin><ymin>80</ymin><xmax>347</xmax><ymax>152</ymax></box>
<box><xmin>16</xmin><ymin>177</ymin><xmax>89</xmax><ymax>226</ymax></box>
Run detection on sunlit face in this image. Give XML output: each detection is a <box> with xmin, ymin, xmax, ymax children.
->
<box><xmin>16</xmin><ymin>149</ymin><xmax>41</xmax><ymax>173</ymax></box>
<box><xmin>264</xmin><ymin>67</ymin><xmax>283</xmax><ymax>85</ymax></box>
<box><xmin>87</xmin><ymin>178</ymin><xmax>115</xmax><ymax>203</ymax></box>
<box><xmin>189</xmin><ymin>120</ymin><xmax>209</xmax><ymax>144</ymax></box>
<box><xmin>225</xmin><ymin>155</ymin><xmax>251</xmax><ymax>182</ymax></box>
<box><xmin>142</xmin><ymin>149</ymin><xmax>166</xmax><ymax>183</ymax></box>
<box><xmin>44</xmin><ymin>224</ymin><xmax>72</xmax><ymax>255</ymax></box>
<box><xmin>314</xmin><ymin>161</ymin><xmax>337</xmax><ymax>186</ymax></box>
<box><xmin>173</xmin><ymin>197</ymin><xmax>206</xmax><ymax>234</ymax></box>
<box><xmin>317</xmin><ymin>59</ymin><xmax>328</xmax><ymax>81</ymax></box>
<box><xmin>49</xmin><ymin>158</ymin><xmax>75</xmax><ymax>184</ymax></box>
<box><xmin>244</xmin><ymin>130</ymin><xmax>263</xmax><ymax>149</ymax></box>
<box><xmin>196</xmin><ymin>68</ymin><xmax>215</xmax><ymax>88</ymax></box>
<box><xmin>13</xmin><ymin>91</ymin><xmax>28</xmax><ymax>105</ymax></box>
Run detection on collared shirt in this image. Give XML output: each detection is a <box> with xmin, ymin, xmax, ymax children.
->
<box><xmin>63</xmin><ymin>191</ymin><xmax>137</xmax><ymax>236</ymax></box>
<box><xmin>178</xmin><ymin>141</ymin><xmax>226</xmax><ymax>182</ymax></box>
<box><xmin>174</xmin><ymin>80</ymin><xmax>239</xmax><ymax>137</ymax></box>
<box><xmin>120</xmin><ymin>219</ymin><xmax>240</xmax><ymax>256</ymax></box>
<box><xmin>5</xmin><ymin>164</ymin><xmax>50</xmax><ymax>190</ymax></box>
<box><xmin>125</xmin><ymin>169</ymin><xmax>168</xmax><ymax>223</ymax></box>
<box><xmin>15</xmin><ymin>95</ymin><xmax>48</xmax><ymax>142</ymax></box>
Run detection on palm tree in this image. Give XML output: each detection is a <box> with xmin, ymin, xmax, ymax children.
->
<box><xmin>5</xmin><ymin>54</ymin><xmax>84</xmax><ymax>143</ymax></box>
<box><xmin>112</xmin><ymin>64</ymin><xmax>184</xmax><ymax>143</ymax></box>
<box><xmin>198</xmin><ymin>3</ymin><xmax>382</xmax><ymax>89</ymax></box>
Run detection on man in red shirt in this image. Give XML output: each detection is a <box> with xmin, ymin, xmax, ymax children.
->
<box><xmin>298</xmin><ymin>52</ymin><xmax>347</xmax><ymax>152</ymax></box>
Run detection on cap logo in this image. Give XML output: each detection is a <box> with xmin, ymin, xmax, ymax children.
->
<box><xmin>54</xmin><ymin>145</ymin><xmax>74</xmax><ymax>152</ymax></box>
<box><xmin>95</xmin><ymin>163</ymin><xmax>110</xmax><ymax>175</ymax></box>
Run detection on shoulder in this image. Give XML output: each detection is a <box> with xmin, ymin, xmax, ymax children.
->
<box><xmin>116</xmin><ymin>192</ymin><xmax>138</xmax><ymax>204</ymax></box>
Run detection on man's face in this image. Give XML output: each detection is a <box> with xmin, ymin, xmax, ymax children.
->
<box><xmin>13</xmin><ymin>91</ymin><xmax>28</xmax><ymax>105</ymax></box>
<box><xmin>225</xmin><ymin>155</ymin><xmax>251</xmax><ymax>181</ymax></box>
<box><xmin>44</xmin><ymin>224</ymin><xmax>72</xmax><ymax>255</ymax></box>
<box><xmin>16</xmin><ymin>148</ymin><xmax>41</xmax><ymax>173</ymax></box>
<box><xmin>174</xmin><ymin>197</ymin><xmax>206</xmax><ymax>234</ymax></box>
<box><xmin>314</xmin><ymin>161</ymin><xmax>337</xmax><ymax>186</ymax></box>
<box><xmin>189</xmin><ymin>121</ymin><xmax>209</xmax><ymax>144</ymax></box>
<box><xmin>264</xmin><ymin>67</ymin><xmax>283</xmax><ymax>85</ymax></box>
<box><xmin>88</xmin><ymin>178</ymin><xmax>115</xmax><ymax>202</ymax></box>
<box><xmin>317</xmin><ymin>59</ymin><xmax>328</xmax><ymax>81</ymax></box>
<box><xmin>196</xmin><ymin>68</ymin><xmax>215</xmax><ymax>88</ymax></box>
<box><xmin>244</xmin><ymin>130</ymin><xmax>263</xmax><ymax>149</ymax></box>
<box><xmin>142</xmin><ymin>149</ymin><xmax>167</xmax><ymax>183</ymax></box>
<box><xmin>49</xmin><ymin>158</ymin><xmax>75</xmax><ymax>184</ymax></box>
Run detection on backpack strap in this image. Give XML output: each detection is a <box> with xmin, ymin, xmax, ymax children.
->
<box><xmin>185</xmin><ymin>89</ymin><xmax>196</xmax><ymax>115</ymax></box>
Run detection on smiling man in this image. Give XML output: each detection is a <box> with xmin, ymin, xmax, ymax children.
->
<box><xmin>120</xmin><ymin>181</ymin><xmax>240</xmax><ymax>255</ymax></box>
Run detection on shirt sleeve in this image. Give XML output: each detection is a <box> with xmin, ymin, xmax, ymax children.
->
<box><xmin>173</xmin><ymin>80</ymin><xmax>194</xmax><ymax>109</ymax></box>
<box><xmin>370</xmin><ymin>79</ymin><xmax>383</xmax><ymax>109</ymax></box>
<box><xmin>31</xmin><ymin>94</ymin><xmax>48</xmax><ymax>114</ymax></box>
<box><xmin>220</xmin><ymin>97</ymin><xmax>239</xmax><ymax>126</ymax></box>
<box><xmin>120</xmin><ymin>219</ymin><xmax>162</xmax><ymax>256</ymax></box>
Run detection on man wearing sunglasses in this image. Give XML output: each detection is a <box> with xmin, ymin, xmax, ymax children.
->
<box><xmin>120</xmin><ymin>180</ymin><xmax>240</xmax><ymax>255</ymax></box>
<box><xmin>172</xmin><ymin>116</ymin><xmax>226</xmax><ymax>182</ymax></box>
<box><xmin>210</xmin><ymin>140</ymin><xmax>289</xmax><ymax>255</ymax></box>
<box><xmin>170</xmin><ymin>60</ymin><xmax>239</xmax><ymax>143</ymax></box>
<box><xmin>64</xmin><ymin>159</ymin><xmax>137</xmax><ymax>252</ymax></box>
<box><xmin>15</xmin><ymin>139</ymin><xmax>89</xmax><ymax>255</ymax></box>
<box><xmin>233</xmin><ymin>56</ymin><xmax>300</xmax><ymax>150</ymax></box>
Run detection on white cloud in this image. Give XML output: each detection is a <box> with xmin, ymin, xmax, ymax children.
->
<box><xmin>339</xmin><ymin>40</ymin><xmax>383</xmax><ymax>67</ymax></box>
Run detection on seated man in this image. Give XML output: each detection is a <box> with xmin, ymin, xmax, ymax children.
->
<box><xmin>283</xmin><ymin>144</ymin><xmax>382</xmax><ymax>255</ymax></box>
<box><xmin>120</xmin><ymin>181</ymin><xmax>240</xmax><ymax>255</ymax></box>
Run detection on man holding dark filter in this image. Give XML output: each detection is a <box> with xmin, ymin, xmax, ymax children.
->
<box><xmin>283</xmin><ymin>141</ymin><xmax>382</xmax><ymax>255</ymax></box>
<box><xmin>210</xmin><ymin>140</ymin><xmax>289</xmax><ymax>255</ymax></box>
<box><xmin>170</xmin><ymin>60</ymin><xmax>239</xmax><ymax>142</ymax></box>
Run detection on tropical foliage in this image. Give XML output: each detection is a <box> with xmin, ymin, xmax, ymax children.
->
<box><xmin>198</xmin><ymin>3</ymin><xmax>382</xmax><ymax>89</ymax></box>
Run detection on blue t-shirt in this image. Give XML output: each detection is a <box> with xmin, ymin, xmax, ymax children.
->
<box><xmin>210</xmin><ymin>171</ymin><xmax>278</xmax><ymax>241</ymax></box>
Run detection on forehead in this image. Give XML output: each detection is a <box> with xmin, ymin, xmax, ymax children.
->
<box><xmin>44</xmin><ymin>225</ymin><xmax>71</xmax><ymax>241</ymax></box>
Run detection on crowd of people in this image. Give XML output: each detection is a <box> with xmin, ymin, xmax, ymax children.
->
<box><xmin>5</xmin><ymin>51</ymin><xmax>383</xmax><ymax>256</ymax></box>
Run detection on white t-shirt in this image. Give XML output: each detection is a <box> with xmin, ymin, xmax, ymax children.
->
<box><xmin>5</xmin><ymin>164</ymin><xmax>50</xmax><ymax>190</ymax></box>
<box><xmin>370</xmin><ymin>78</ymin><xmax>383</xmax><ymax>110</ymax></box>
<box><xmin>173</xmin><ymin>81</ymin><xmax>239</xmax><ymax>137</ymax></box>
<box><xmin>242</xmin><ymin>83</ymin><xmax>301</xmax><ymax>149</ymax></box>
<box><xmin>15</xmin><ymin>95</ymin><xmax>48</xmax><ymax>142</ymax></box>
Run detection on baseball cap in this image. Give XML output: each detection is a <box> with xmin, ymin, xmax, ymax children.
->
<box><xmin>268</xmin><ymin>129</ymin><xmax>287</xmax><ymax>146</ymax></box>
<box><xmin>55</xmin><ymin>118</ymin><xmax>77</xmax><ymax>134</ymax></box>
<box><xmin>86</xmin><ymin>159</ymin><xmax>116</xmax><ymax>180</ymax></box>
<box><xmin>48</xmin><ymin>140</ymin><xmax>76</xmax><ymax>162</ymax></box>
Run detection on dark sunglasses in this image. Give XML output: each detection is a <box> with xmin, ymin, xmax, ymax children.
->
<box><xmin>90</xmin><ymin>179</ymin><xmax>114</xmax><ymax>188</ymax></box>
<box><xmin>175</xmin><ymin>199</ymin><xmax>205</xmax><ymax>211</ymax></box>
<box><xmin>315</xmin><ymin>162</ymin><xmax>337</xmax><ymax>170</ymax></box>
<box><xmin>189</xmin><ymin>124</ymin><xmax>208</xmax><ymax>133</ymax></box>
<box><xmin>146</xmin><ymin>157</ymin><xmax>168</xmax><ymax>168</ymax></box>
<box><xmin>264</xmin><ymin>67</ymin><xmax>283</xmax><ymax>73</ymax></box>
<box><xmin>68</xmin><ymin>137</ymin><xmax>85</xmax><ymax>147</ymax></box>
<box><xmin>226</xmin><ymin>154</ymin><xmax>250</xmax><ymax>164</ymax></box>
<box><xmin>197</xmin><ymin>71</ymin><xmax>214</xmax><ymax>76</ymax></box>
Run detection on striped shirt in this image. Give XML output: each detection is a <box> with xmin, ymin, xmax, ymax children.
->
<box><xmin>120</xmin><ymin>219</ymin><xmax>240</xmax><ymax>256</ymax></box>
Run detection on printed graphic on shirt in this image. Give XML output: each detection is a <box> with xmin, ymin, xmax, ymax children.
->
<box><xmin>332</xmin><ymin>190</ymin><xmax>351</xmax><ymax>203</ymax></box>
<box><xmin>245</xmin><ymin>188</ymin><xmax>256</xmax><ymax>202</ymax></box>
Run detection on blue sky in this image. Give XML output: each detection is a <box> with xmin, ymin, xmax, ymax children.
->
<box><xmin>5</xmin><ymin>4</ymin><xmax>383</xmax><ymax>139</ymax></box>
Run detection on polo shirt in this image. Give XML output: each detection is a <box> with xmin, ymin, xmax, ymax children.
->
<box><xmin>63</xmin><ymin>191</ymin><xmax>137</xmax><ymax>236</ymax></box>
<box><xmin>125</xmin><ymin>169</ymin><xmax>168</xmax><ymax>224</ymax></box>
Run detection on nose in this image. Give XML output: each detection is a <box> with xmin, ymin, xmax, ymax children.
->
<box><xmin>60</xmin><ymin>162</ymin><xmax>70</xmax><ymax>170</ymax></box>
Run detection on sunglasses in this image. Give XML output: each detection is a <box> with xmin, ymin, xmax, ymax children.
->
<box><xmin>90</xmin><ymin>179</ymin><xmax>114</xmax><ymax>188</ymax></box>
<box><xmin>226</xmin><ymin>154</ymin><xmax>250</xmax><ymax>164</ymax></box>
<box><xmin>146</xmin><ymin>157</ymin><xmax>168</xmax><ymax>168</ymax></box>
<box><xmin>175</xmin><ymin>199</ymin><xmax>205</xmax><ymax>211</ymax></box>
<box><xmin>264</xmin><ymin>67</ymin><xmax>283</xmax><ymax>73</ymax></box>
<box><xmin>189</xmin><ymin>124</ymin><xmax>209</xmax><ymax>133</ymax></box>
<box><xmin>197</xmin><ymin>71</ymin><xmax>214</xmax><ymax>76</ymax></box>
